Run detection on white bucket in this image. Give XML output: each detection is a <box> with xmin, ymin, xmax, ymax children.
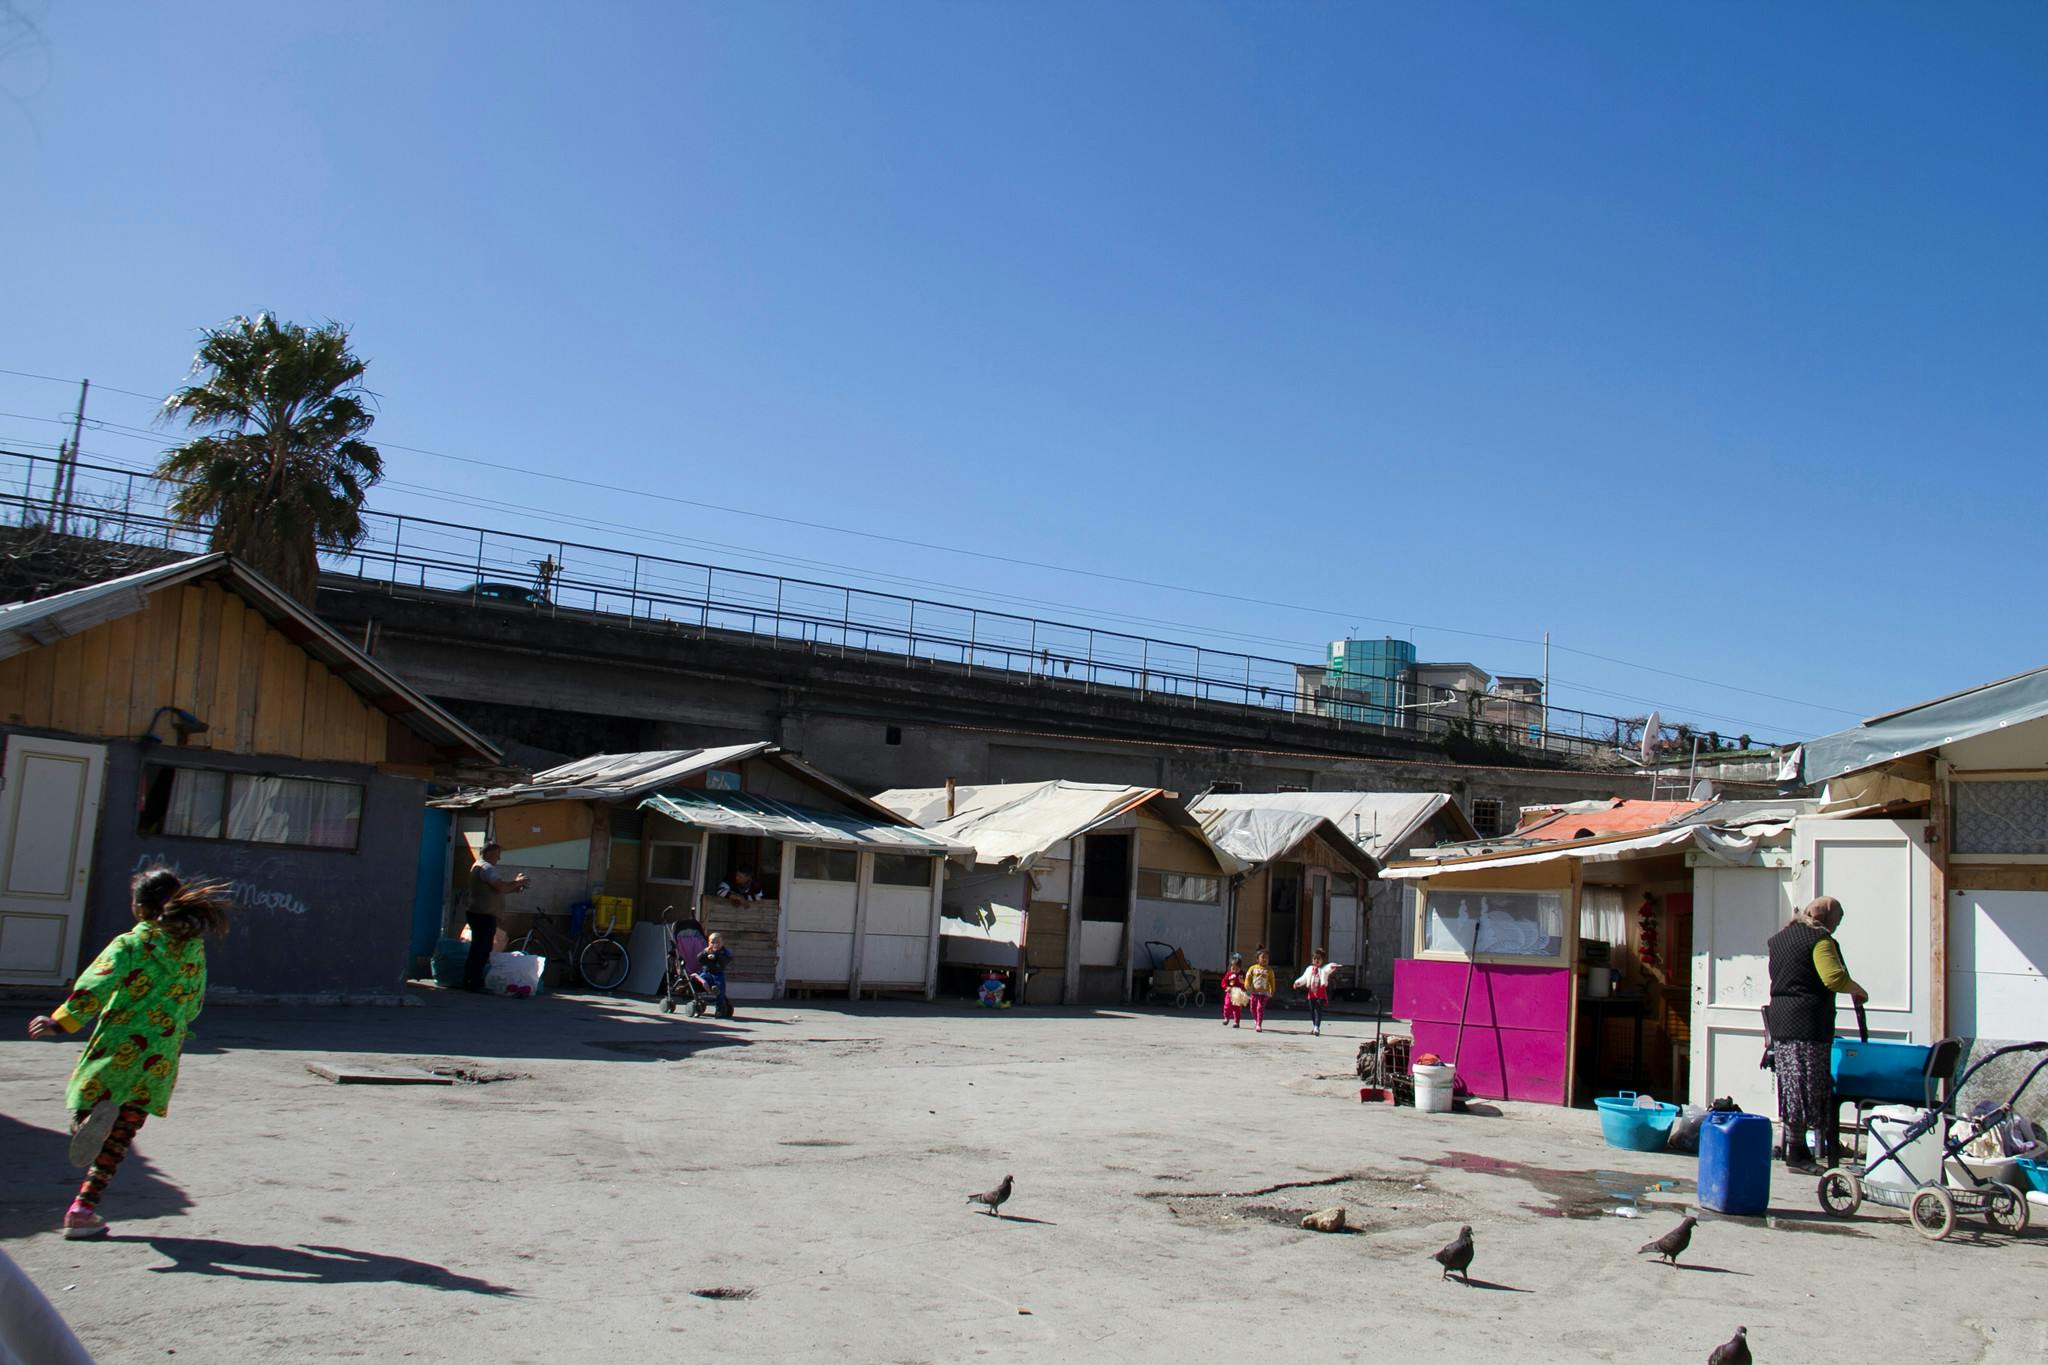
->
<box><xmin>1412</xmin><ymin>1063</ymin><xmax>1456</xmax><ymax>1114</ymax></box>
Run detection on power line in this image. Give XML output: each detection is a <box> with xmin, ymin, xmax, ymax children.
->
<box><xmin>2</xmin><ymin>363</ymin><xmax>1865</xmax><ymax>720</ymax></box>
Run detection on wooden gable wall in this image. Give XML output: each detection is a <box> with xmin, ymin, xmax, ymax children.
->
<box><xmin>0</xmin><ymin>582</ymin><xmax>390</xmax><ymax>765</ymax></box>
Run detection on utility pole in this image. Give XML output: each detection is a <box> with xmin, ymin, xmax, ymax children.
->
<box><xmin>1541</xmin><ymin>630</ymin><xmax>1551</xmax><ymax>752</ymax></box>
<box><xmin>52</xmin><ymin>379</ymin><xmax>90</xmax><ymax>534</ymax></box>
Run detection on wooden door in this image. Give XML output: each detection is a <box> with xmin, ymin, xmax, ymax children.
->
<box><xmin>0</xmin><ymin>736</ymin><xmax>107</xmax><ymax>987</ymax></box>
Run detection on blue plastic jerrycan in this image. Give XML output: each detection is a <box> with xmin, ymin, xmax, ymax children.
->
<box><xmin>1698</xmin><ymin>1111</ymin><xmax>1774</xmax><ymax>1216</ymax></box>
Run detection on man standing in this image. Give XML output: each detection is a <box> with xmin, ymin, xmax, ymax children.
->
<box><xmin>465</xmin><ymin>842</ymin><xmax>528</xmax><ymax>993</ymax></box>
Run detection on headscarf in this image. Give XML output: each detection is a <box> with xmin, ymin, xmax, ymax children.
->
<box><xmin>1797</xmin><ymin>896</ymin><xmax>1844</xmax><ymax>932</ymax></box>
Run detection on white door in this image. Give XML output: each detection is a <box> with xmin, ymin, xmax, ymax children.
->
<box><xmin>0</xmin><ymin>737</ymin><xmax>108</xmax><ymax>987</ymax></box>
<box><xmin>1797</xmin><ymin>818</ymin><xmax>1932</xmax><ymax>1045</ymax></box>
<box><xmin>1328</xmin><ymin>884</ymin><xmax>1362</xmax><ymax>982</ymax></box>
<box><xmin>1689</xmin><ymin>865</ymin><xmax>1791</xmax><ymax>1115</ymax></box>
<box><xmin>1946</xmin><ymin>890</ymin><xmax>2048</xmax><ymax>1038</ymax></box>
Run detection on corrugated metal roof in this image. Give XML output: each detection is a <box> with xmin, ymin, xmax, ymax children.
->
<box><xmin>1800</xmin><ymin>665</ymin><xmax>2048</xmax><ymax>783</ymax></box>
<box><xmin>434</xmin><ymin>744</ymin><xmax>771</xmax><ymax>808</ymax></box>
<box><xmin>1511</xmin><ymin>799</ymin><xmax>1706</xmax><ymax>843</ymax></box>
<box><xmin>1378</xmin><ymin>826</ymin><xmax>1702</xmax><ymax>879</ymax></box>
<box><xmin>0</xmin><ymin>553</ymin><xmax>499</xmax><ymax>764</ymax></box>
<box><xmin>640</xmin><ymin>790</ymin><xmax>971</xmax><ymax>855</ymax></box>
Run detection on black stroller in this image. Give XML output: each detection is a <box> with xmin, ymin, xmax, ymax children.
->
<box><xmin>1817</xmin><ymin>1039</ymin><xmax>2048</xmax><ymax>1240</ymax></box>
<box><xmin>657</xmin><ymin>918</ymin><xmax>733</xmax><ymax>1019</ymax></box>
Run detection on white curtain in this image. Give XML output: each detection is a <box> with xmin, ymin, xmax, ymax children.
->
<box><xmin>163</xmin><ymin>769</ymin><xmax>226</xmax><ymax>838</ymax></box>
<box><xmin>1580</xmin><ymin>887</ymin><xmax>1628</xmax><ymax>950</ymax></box>
<box><xmin>226</xmin><ymin>776</ymin><xmax>362</xmax><ymax>848</ymax></box>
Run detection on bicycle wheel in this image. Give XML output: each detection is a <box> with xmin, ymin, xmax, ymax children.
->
<box><xmin>578</xmin><ymin>937</ymin><xmax>630</xmax><ymax>992</ymax></box>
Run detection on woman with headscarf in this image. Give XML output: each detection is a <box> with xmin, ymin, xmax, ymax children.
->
<box><xmin>1765</xmin><ymin>896</ymin><xmax>1868</xmax><ymax>1171</ymax></box>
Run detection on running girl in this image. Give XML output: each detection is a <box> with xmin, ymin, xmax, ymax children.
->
<box><xmin>27</xmin><ymin>867</ymin><xmax>231</xmax><ymax>1240</ymax></box>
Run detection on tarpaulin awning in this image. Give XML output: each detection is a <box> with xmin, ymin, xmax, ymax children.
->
<box><xmin>874</xmin><ymin>780</ymin><xmax>1245</xmax><ymax>873</ymax></box>
<box><xmin>640</xmin><ymin>790</ymin><xmax>970</xmax><ymax>856</ymax></box>
<box><xmin>1190</xmin><ymin>791</ymin><xmax>1473</xmax><ymax>861</ymax></box>
<box><xmin>1193</xmin><ymin>806</ymin><xmax>1376</xmax><ymax>877</ymax></box>
<box><xmin>434</xmin><ymin>744</ymin><xmax>770</xmax><ymax>808</ymax></box>
<box><xmin>1799</xmin><ymin>664</ymin><xmax>2048</xmax><ymax>783</ymax></box>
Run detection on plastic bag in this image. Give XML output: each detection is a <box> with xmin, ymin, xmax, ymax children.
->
<box><xmin>1667</xmin><ymin>1105</ymin><xmax>1709</xmax><ymax>1154</ymax></box>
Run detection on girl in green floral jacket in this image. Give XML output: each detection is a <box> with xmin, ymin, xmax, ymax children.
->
<box><xmin>28</xmin><ymin>868</ymin><xmax>231</xmax><ymax>1240</ymax></box>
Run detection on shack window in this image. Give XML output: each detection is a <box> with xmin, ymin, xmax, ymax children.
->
<box><xmin>1953</xmin><ymin>780</ymin><xmax>2048</xmax><ymax>855</ymax></box>
<box><xmin>1422</xmin><ymin>889</ymin><xmax>1564</xmax><ymax>959</ymax></box>
<box><xmin>139</xmin><ymin>766</ymin><xmax>362</xmax><ymax>850</ymax></box>
<box><xmin>794</xmin><ymin>847</ymin><xmax>858</xmax><ymax>882</ymax></box>
<box><xmin>707</xmin><ymin>833</ymin><xmax>781</xmax><ymax>899</ymax></box>
<box><xmin>1156</xmin><ymin>872</ymin><xmax>1220</xmax><ymax>904</ymax></box>
<box><xmin>647</xmin><ymin>841</ymin><xmax>698</xmax><ymax>884</ymax></box>
<box><xmin>1470</xmin><ymin>798</ymin><xmax>1506</xmax><ymax>838</ymax></box>
<box><xmin>872</xmin><ymin>853</ymin><xmax>934</xmax><ymax>888</ymax></box>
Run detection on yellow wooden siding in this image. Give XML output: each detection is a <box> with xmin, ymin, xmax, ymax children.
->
<box><xmin>0</xmin><ymin>581</ymin><xmax>397</xmax><ymax>762</ymax></box>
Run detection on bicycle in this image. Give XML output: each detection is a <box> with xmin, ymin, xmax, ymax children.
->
<box><xmin>511</xmin><ymin>901</ymin><xmax>631</xmax><ymax>991</ymax></box>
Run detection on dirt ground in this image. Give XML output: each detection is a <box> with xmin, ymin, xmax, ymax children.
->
<box><xmin>3</xmin><ymin>990</ymin><xmax>2045</xmax><ymax>1364</ymax></box>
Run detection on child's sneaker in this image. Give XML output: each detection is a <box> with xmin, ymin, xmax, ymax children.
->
<box><xmin>62</xmin><ymin>1203</ymin><xmax>107</xmax><ymax>1240</ymax></box>
<box><xmin>68</xmin><ymin>1102</ymin><xmax>118</xmax><ymax>1168</ymax></box>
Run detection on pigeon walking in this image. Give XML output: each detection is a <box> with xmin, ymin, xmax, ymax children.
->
<box><xmin>1432</xmin><ymin>1225</ymin><xmax>1474</xmax><ymax>1283</ymax></box>
<box><xmin>966</xmin><ymin>1174</ymin><xmax>1014</xmax><ymax>1217</ymax></box>
<box><xmin>1707</xmin><ymin>1326</ymin><xmax>1750</xmax><ymax>1365</ymax></box>
<box><xmin>1639</xmin><ymin>1215</ymin><xmax>1697</xmax><ymax>1266</ymax></box>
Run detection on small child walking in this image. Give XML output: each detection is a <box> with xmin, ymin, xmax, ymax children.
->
<box><xmin>1244</xmin><ymin>947</ymin><xmax>1277</xmax><ymax>1032</ymax></box>
<box><xmin>1220</xmin><ymin>953</ymin><xmax>1247</xmax><ymax>1027</ymax></box>
<box><xmin>26</xmin><ymin>868</ymin><xmax>231</xmax><ymax>1240</ymax></box>
<box><xmin>1294</xmin><ymin>948</ymin><xmax>1341</xmax><ymax>1037</ymax></box>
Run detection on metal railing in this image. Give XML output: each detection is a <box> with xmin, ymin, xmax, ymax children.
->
<box><xmin>0</xmin><ymin>448</ymin><xmax>1683</xmax><ymax>760</ymax></box>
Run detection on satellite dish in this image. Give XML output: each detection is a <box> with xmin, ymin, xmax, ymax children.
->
<box><xmin>1690</xmin><ymin>780</ymin><xmax>1717</xmax><ymax>801</ymax></box>
<box><xmin>1640</xmin><ymin>710</ymin><xmax>1661</xmax><ymax>765</ymax></box>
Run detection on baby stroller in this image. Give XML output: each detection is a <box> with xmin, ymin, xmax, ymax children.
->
<box><xmin>1141</xmin><ymin>941</ymin><xmax>1204</xmax><ymax>1009</ymax></box>
<box><xmin>657</xmin><ymin>918</ymin><xmax>733</xmax><ymax>1019</ymax></box>
<box><xmin>1816</xmin><ymin>1039</ymin><xmax>2048</xmax><ymax>1240</ymax></box>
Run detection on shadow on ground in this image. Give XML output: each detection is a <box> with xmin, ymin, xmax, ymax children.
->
<box><xmin>0</xmin><ymin>1113</ymin><xmax>190</xmax><ymax>1242</ymax></box>
<box><xmin>120</xmin><ymin>1237</ymin><xmax>518</xmax><ymax>1295</ymax></box>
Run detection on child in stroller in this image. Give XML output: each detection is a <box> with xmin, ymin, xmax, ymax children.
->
<box><xmin>659</xmin><ymin>920</ymin><xmax>735</xmax><ymax>1018</ymax></box>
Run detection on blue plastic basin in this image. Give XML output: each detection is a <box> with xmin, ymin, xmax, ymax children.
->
<box><xmin>2017</xmin><ymin>1157</ymin><xmax>2048</xmax><ymax>1194</ymax></box>
<box><xmin>1831</xmin><ymin>1037</ymin><xmax>1931</xmax><ymax>1105</ymax></box>
<box><xmin>1595</xmin><ymin>1093</ymin><xmax>1681</xmax><ymax>1152</ymax></box>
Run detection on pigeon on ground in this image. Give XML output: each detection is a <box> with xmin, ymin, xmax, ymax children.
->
<box><xmin>966</xmin><ymin>1174</ymin><xmax>1014</xmax><ymax>1217</ymax></box>
<box><xmin>1707</xmin><ymin>1326</ymin><xmax>1750</xmax><ymax>1365</ymax></box>
<box><xmin>1639</xmin><ymin>1215</ymin><xmax>1697</xmax><ymax>1266</ymax></box>
<box><xmin>1432</xmin><ymin>1225</ymin><xmax>1474</xmax><ymax>1283</ymax></box>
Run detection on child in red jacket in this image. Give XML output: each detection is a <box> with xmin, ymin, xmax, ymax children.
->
<box><xmin>1220</xmin><ymin>953</ymin><xmax>1247</xmax><ymax>1028</ymax></box>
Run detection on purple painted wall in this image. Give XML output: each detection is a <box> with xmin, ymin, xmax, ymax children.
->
<box><xmin>1394</xmin><ymin>958</ymin><xmax>1572</xmax><ymax>1105</ymax></box>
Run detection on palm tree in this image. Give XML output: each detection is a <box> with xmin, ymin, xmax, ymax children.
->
<box><xmin>156</xmin><ymin>314</ymin><xmax>383</xmax><ymax>604</ymax></box>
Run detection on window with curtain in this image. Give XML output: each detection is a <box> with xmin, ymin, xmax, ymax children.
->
<box><xmin>139</xmin><ymin>766</ymin><xmax>362</xmax><ymax>850</ymax></box>
<box><xmin>1423</xmin><ymin>889</ymin><xmax>1564</xmax><ymax>958</ymax></box>
<box><xmin>1579</xmin><ymin>887</ymin><xmax>1628</xmax><ymax>950</ymax></box>
<box><xmin>1953</xmin><ymin>780</ymin><xmax>2048</xmax><ymax>855</ymax></box>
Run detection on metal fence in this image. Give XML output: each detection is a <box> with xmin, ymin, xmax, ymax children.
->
<box><xmin>0</xmin><ymin>448</ymin><xmax>1658</xmax><ymax>759</ymax></box>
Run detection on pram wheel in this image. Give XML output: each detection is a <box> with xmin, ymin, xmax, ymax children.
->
<box><xmin>1816</xmin><ymin>1168</ymin><xmax>1861</xmax><ymax>1218</ymax></box>
<box><xmin>1173</xmin><ymin>990</ymin><xmax>1190</xmax><ymax>1009</ymax></box>
<box><xmin>659</xmin><ymin>994</ymin><xmax>676</xmax><ymax>1014</ymax></box>
<box><xmin>1909</xmin><ymin>1185</ymin><xmax>1956</xmax><ymax>1241</ymax></box>
<box><xmin>1985</xmin><ymin>1182</ymin><xmax>2030</xmax><ymax>1234</ymax></box>
<box><xmin>1193</xmin><ymin>989</ymin><xmax>1206</xmax><ymax>1008</ymax></box>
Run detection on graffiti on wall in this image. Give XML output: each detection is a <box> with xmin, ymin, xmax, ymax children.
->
<box><xmin>129</xmin><ymin>852</ymin><xmax>311</xmax><ymax>918</ymax></box>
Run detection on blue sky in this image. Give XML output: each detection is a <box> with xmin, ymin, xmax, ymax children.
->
<box><xmin>3</xmin><ymin>3</ymin><xmax>2043</xmax><ymax>744</ymax></box>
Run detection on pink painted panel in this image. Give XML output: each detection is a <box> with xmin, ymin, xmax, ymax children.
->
<box><xmin>1409</xmin><ymin>1021</ymin><xmax>1569</xmax><ymax>1105</ymax></box>
<box><xmin>1394</xmin><ymin>959</ymin><xmax>1573</xmax><ymax>1106</ymax></box>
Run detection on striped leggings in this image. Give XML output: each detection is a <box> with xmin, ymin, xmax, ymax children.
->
<box><xmin>73</xmin><ymin>1105</ymin><xmax>148</xmax><ymax>1208</ymax></box>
